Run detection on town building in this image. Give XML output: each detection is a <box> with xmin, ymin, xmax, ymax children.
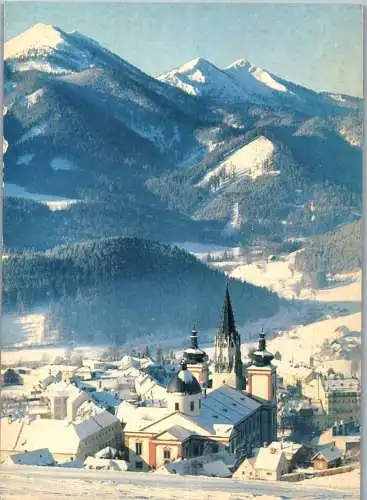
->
<box><xmin>0</xmin><ymin>403</ymin><xmax>122</xmax><ymax>462</ymax></box>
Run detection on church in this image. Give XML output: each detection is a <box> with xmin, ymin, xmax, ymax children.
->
<box><xmin>120</xmin><ymin>286</ymin><xmax>277</xmax><ymax>471</ymax></box>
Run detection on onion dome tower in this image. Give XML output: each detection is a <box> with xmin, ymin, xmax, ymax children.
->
<box><xmin>249</xmin><ymin>329</ymin><xmax>275</xmax><ymax>367</ymax></box>
<box><xmin>247</xmin><ymin>330</ymin><xmax>276</xmax><ymax>402</ymax></box>
<box><xmin>182</xmin><ymin>326</ymin><xmax>209</xmax><ymax>387</ymax></box>
<box><xmin>166</xmin><ymin>359</ymin><xmax>202</xmax><ymax>416</ymax></box>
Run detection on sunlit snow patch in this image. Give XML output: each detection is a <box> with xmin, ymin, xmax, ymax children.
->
<box><xmin>197</xmin><ymin>136</ymin><xmax>280</xmax><ymax>189</ymax></box>
<box><xmin>50</xmin><ymin>157</ymin><xmax>75</xmax><ymax>171</ymax></box>
<box><xmin>16</xmin><ymin>154</ymin><xmax>34</xmax><ymax>166</ymax></box>
<box><xmin>18</xmin><ymin>122</ymin><xmax>48</xmax><ymax>144</ymax></box>
<box><xmin>4</xmin><ymin>183</ymin><xmax>78</xmax><ymax>211</ymax></box>
<box><xmin>25</xmin><ymin>89</ymin><xmax>44</xmax><ymax>106</ymax></box>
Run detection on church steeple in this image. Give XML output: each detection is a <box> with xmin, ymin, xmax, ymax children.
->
<box><xmin>219</xmin><ymin>284</ymin><xmax>237</xmax><ymax>339</ymax></box>
<box><xmin>212</xmin><ymin>284</ymin><xmax>244</xmax><ymax>391</ymax></box>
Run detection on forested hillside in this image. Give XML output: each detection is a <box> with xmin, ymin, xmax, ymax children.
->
<box><xmin>3</xmin><ymin>237</ymin><xmax>280</xmax><ymax>344</ymax></box>
<box><xmin>295</xmin><ymin>219</ymin><xmax>362</xmax><ymax>278</ymax></box>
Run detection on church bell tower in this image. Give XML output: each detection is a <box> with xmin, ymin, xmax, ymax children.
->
<box><xmin>211</xmin><ymin>285</ymin><xmax>244</xmax><ymax>391</ymax></box>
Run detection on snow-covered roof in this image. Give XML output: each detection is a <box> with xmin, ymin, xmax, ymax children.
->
<box><xmin>312</xmin><ymin>444</ymin><xmax>343</xmax><ymax>463</ymax></box>
<box><xmin>195</xmin><ymin>385</ymin><xmax>261</xmax><ymax>434</ymax></box>
<box><xmin>92</xmin><ymin>391</ymin><xmax>119</xmax><ymax>408</ymax></box>
<box><xmin>135</xmin><ymin>373</ymin><xmax>167</xmax><ymax>400</ymax></box>
<box><xmin>4</xmin><ymin>448</ymin><xmax>55</xmax><ymax>466</ymax></box>
<box><xmin>253</xmin><ymin>446</ymin><xmax>285</xmax><ymax>471</ymax></box>
<box><xmin>118</xmin><ymin>400</ymin><xmax>169</xmax><ymax>432</ymax></box>
<box><xmin>154</xmin><ymin>425</ymin><xmax>195</xmax><ymax>442</ymax></box>
<box><xmin>46</xmin><ymin>380</ymin><xmax>87</xmax><ymax>402</ymax></box>
<box><xmin>267</xmin><ymin>441</ymin><xmax>302</xmax><ymax>457</ymax></box>
<box><xmin>1</xmin><ymin>409</ymin><xmax>119</xmax><ymax>455</ymax></box>
<box><xmin>323</xmin><ymin>378</ymin><xmax>360</xmax><ymax>393</ymax></box>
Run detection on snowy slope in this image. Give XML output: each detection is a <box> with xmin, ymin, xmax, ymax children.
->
<box><xmin>0</xmin><ymin>464</ymin><xmax>359</xmax><ymax>499</ymax></box>
<box><xmin>225</xmin><ymin>59</ymin><xmax>289</xmax><ymax>95</ymax></box>
<box><xmin>197</xmin><ymin>136</ymin><xmax>279</xmax><ymax>189</ymax></box>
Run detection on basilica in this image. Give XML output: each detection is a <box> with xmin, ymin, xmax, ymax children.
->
<box><xmin>120</xmin><ymin>286</ymin><xmax>277</xmax><ymax>471</ymax></box>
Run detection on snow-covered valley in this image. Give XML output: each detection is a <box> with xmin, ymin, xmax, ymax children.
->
<box><xmin>1</xmin><ymin>241</ymin><xmax>361</xmax><ymax>378</ymax></box>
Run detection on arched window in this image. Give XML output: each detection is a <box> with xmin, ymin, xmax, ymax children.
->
<box><xmin>175</xmin><ymin>402</ymin><xmax>179</xmax><ymax>411</ymax></box>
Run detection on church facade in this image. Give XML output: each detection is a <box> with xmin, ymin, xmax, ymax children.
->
<box><xmin>120</xmin><ymin>286</ymin><xmax>277</xmax><ymax>471</ymax></box>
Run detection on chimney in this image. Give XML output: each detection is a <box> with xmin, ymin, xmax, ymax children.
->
<box><xmin>263</xmin><ymin>442</ymin><xmax>268</xmax><ymax>448</ymax></box>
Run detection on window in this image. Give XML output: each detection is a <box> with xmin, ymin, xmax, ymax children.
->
<box><xmin>190</xmin><ymin>401</ymin><xmax>195</xmax><ymax>412</ymax></box>
<box><xmin>163</xmin><ymin>448</ymin><xmax>171</xmax><ymax>460</ymax></box>
<box><xmin>212</xmin><ymin>444</ymin><xmax>219</xmax><ymax>453</ymax></box>
<box><xmin>135</xmin><ymin>461</ymin><xmax>143</xmax><ymax>469</ymax></box>
<box><xmin>135</xmin><ymin>442</ymin><xmax>143</xmax><ymax>455</ymax></box>
<box><xmin>175</xmin><ymin>403</ymin><xmax>179</xmax><ymax>411</ymax></box>
<box><xmin>199</xmin><ymin>400</ymin><xmax>201</xmax><ymax>409</ymax></box>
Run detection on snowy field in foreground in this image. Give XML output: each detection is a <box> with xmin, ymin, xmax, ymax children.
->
<box><xmin>0</xmin><ymin>465</ymin><xmax>360</xmax><ymax>500</ymax></box>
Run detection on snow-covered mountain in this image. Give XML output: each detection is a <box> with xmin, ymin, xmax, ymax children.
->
<box><xmin>158</xmin><ymin>57</ymin><xmax>360</xmax><ymax>115</ymax></box>
<box><xmin>4</xmin><ymin>24</ymin><xmax>362</xmax><ymax>250</ymax></box>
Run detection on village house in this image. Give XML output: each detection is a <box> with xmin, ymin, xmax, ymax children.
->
<box><xmin>233</xmin><ymin>443</ymin><xmax>289</xmax><ymax>481</ymax></box>
<box><xmin>46</xmin><ymin>380</ymin><xmax>89</xmax><ymax>420</ymax></box>
<box><xmin>311</xmin><ymin>443</ymin><xmax>343</xmax><ymax>470</ymax></box>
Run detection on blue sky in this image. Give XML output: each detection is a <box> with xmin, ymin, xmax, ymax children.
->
<box><xmin>5</xmin><ymin>2</ymin><xmax>363</xmax><ymax>97</ymax></box>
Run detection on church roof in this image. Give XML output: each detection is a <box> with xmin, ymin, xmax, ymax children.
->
<box><xmin>166</xmin><ymin>360</ymin><xmax>202</xmax><ymax>395</ymax></box>
<box><xmin>194</xmin><ymin>385</ymin><xmax>261</xmax><ymax>434</ymax></box>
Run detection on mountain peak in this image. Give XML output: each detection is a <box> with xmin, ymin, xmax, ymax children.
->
<box><xmin>175</xmin><ymin>57</ymin><xmax>217</xmax><ymax>73</ymax></box>
<box><xmin>5</xmin><ymin>23</ymin><xmax>67</xmax><ymax>60</ymax></box>
<box><xmin>226</xmin><ymin>58</ymin><xmax>253</xmax><ymax>70</ymax></box>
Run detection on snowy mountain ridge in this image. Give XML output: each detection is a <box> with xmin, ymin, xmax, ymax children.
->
<box><xmin>158</xmin><ymin>56</ymin><xmax>293</xmax><ymax>102</ymax></box>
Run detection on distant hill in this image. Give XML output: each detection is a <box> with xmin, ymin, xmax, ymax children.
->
<box><xmin>3</xmin><ymin>237</ymin><xmax>280</xmax><ymax>344</ymax></box>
